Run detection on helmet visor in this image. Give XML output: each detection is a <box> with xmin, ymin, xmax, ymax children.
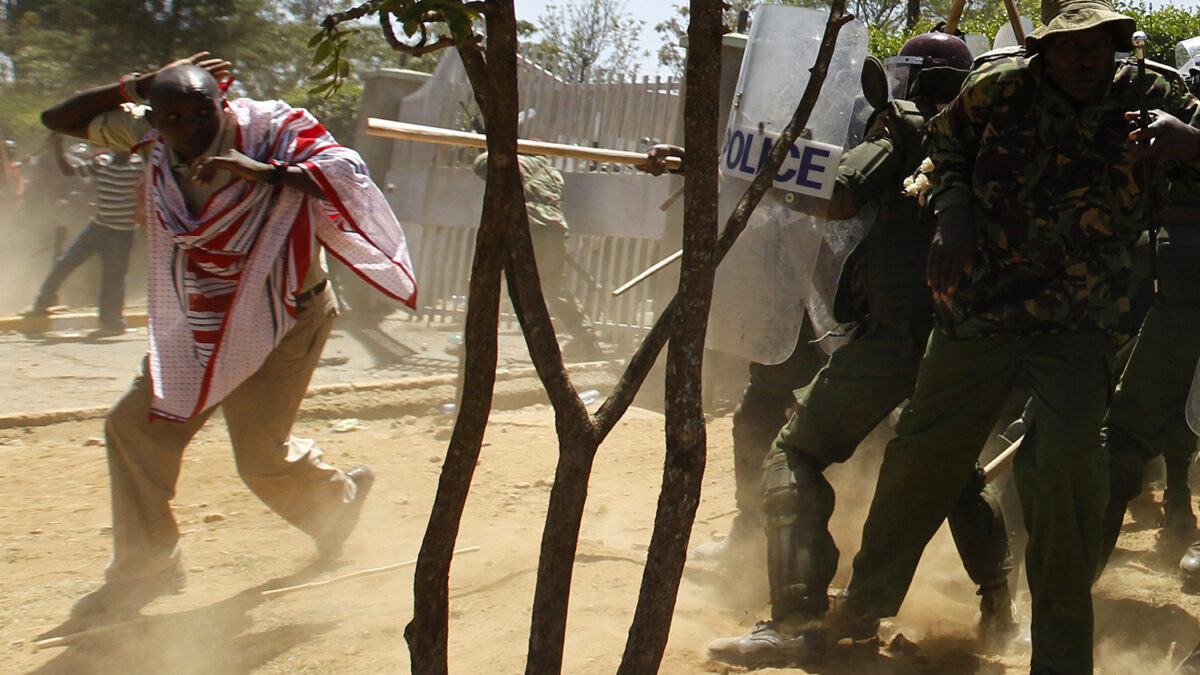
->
<box><xmin>884</xmin><ymin>55</ymin><xmax>925</xmax><ymax>99</ymax></box>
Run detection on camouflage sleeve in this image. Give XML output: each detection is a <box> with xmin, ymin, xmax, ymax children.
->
<box><xmin>925</xmin><ymin>61</ymin><xmax>1013</xmax><ymax>215</ymax></box>
<box><xmin>827</xmin><ymin>110</ymin><xmax>902</xmax><ymax>219</ymax></box>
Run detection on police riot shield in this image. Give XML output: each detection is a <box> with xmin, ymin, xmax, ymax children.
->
<box><xmin>707</xmin><ymin>5</ymin><xmax>869</xmax><ymax>364</ymax></box>
<box><xmin>1188</xmin><ymin>358</ymin><xmax>1200</xmax><ymax>437</ymax></box>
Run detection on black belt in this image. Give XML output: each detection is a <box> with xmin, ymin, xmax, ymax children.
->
<box><xmin>294</xmin><ymin>279</ymin><xmax>328</xmax><ymax>304</ymax></box>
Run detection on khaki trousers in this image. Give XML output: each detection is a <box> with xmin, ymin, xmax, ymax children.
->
<box><xmin>103</xmin><ymin>287</ymin><xmax>352</xmax><ymax>582</ymax></box>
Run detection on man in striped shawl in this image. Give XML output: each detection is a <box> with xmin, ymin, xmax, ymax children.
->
<box><xmin>40</xmin><ymin>52</ymin><xmax>416</xmax><ymax>623</ymax></box>
<box><xmin>24</xmin><ymin>133</ymin><xmax>142</xmax><ymax>337</ymax></box>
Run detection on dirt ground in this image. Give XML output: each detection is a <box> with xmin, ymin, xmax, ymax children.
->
<box><xmin>2</xmin><ymin>342</ymin><xmax>1200</xmax><ymax>674</ymax></box>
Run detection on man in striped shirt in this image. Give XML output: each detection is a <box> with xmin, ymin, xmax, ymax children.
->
<box><xmin>24</xmin><ymin>133</ymin><xmax>141</xmax><ymax>338</ymax></box>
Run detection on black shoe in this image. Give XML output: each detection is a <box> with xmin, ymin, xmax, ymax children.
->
<box><xmin>69</xmin><ymin>562</ymin><xmax>187</xmax><ymax>621</ymax></box>
<box><xmin>315</xmin><ymin>465</ymin><xmax>375</xmax><ymax>559</ymax></box>
<box><xmin>707</xmin><ymin>620</ymin><xmax>824</xmax><ymax>668</ymax></box>
<box><xmin>1181</xmin><ymin>541</ymin><xmax>1200</xmax><ymax>593</ymax></box>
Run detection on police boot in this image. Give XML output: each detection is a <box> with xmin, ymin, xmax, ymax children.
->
<box><xmin>976</xmin><ymin>581</ymin><xmax>1018</xmax><ymax>646</ymax></box>
<box><xmin>693</xmin><ymin>512</ymin><xmax>761</xmax><ymax>564</ymax></box>
<box><xmin>706</xmin><ymin>620</ymin><xmax>825</xmax><ymax>668</ymax></box>
<box><xmin>762</xmin><ymin>452</ymin><xmax>838</xmax><ymax>631</ymax></box>
<box><xmin>1164</xmin><ymin>456</ymin><xmax>1197</xmax><ymax>538</ymax></box>
<box><xmin>1180</xmin><ymin>541</ymin><xmax>1200</xmax><ymax>593</ymax></box>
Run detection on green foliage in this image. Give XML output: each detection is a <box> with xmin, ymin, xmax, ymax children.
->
<box><xmin>1116</xmin><ymin>0</ymin><xmax>1200</xmax><ymax>66</ymax></box>
<box><xmin>0</xmin><ymin>0</ymin><xmax>432</xmax><ymax>146</ymax></box>
<box><xmin>527</xmin><ymin>0</ymin><xmax>648</xmax><ymax>83</ymax></box>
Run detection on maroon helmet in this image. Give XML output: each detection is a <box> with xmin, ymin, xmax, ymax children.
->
<box><xmin>885</xmin><ymin>32</ymin><xmax>973</xmax><ymax>98</ymax></box>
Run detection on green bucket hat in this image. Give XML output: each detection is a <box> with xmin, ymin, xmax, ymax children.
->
<box><xmin>1026</xmin><ymin>0</ymin><xmax>1135</xmax><ymax>52</ymax></box>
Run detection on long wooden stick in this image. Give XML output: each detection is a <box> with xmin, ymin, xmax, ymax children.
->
<box><xmin>943</xmin><ymin>0</ymin><xmax>967</xmax><ymax>34</ymax></box>
<box><xmin>366</xmin><ymin>118</ymin><xmax>682</xmax><ymax>170</ymax></box>
<box><xmin>611</xmin><ymin>249</ymin><xmax>682</xmax><ymax>297</ymax></box>
<box><xmin>1002</xmin><ymin>0</ymin><xmax>1026</xmax><ymax>44</ymax></box>
<box><xmin>983</xmin><ymin>436</ymin><xmax>1021</xmax><ymax>484</ymax></box>
<box><xmin>32</xmin><ymin>546</ymin><xmax>481</xmax><ymax>650</ymax></box>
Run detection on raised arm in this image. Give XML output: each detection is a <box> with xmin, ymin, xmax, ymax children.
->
<box><xmin>41</xmin><ymin>52</ymin><xmax>231</xmax><ymax>139</ymax></box>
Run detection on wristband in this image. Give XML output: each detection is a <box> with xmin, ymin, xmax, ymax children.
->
<box><xmin>267</xmin><ymin>159</ymin><xmax>289</xmax><ymax>185</ymax></box>
<box><xmin>118</xmin><ymin>73</ymin><xmax>145</xmax><ymax>104</ymax></box>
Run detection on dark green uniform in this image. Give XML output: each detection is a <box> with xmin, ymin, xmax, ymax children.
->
<box><xmin>1101</xmin><ymin>205</ymin><xmax>1200</xmax><ymax>563</ymax></box>
<box><xmin>727</xmin><ymin>315</ymin><xmax>826</xmax><ymax>540</ymax></box>
<box><xmin>763</xmin><ymin>89</ymin><xmax>1011</xmax><ymax>624</ymax></box>
<box><xmin>839</xmin><ymin>48</ymin><xmax>1200</xmax><ymax>675</ymax></box>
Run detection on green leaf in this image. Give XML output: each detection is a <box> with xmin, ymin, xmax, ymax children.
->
<box><xmin>307</xmin><ymin>30</ymin><xmax>327</xmax><ymax>49</ymax></box>
<box><xmin>307</xmin><ymin>80</ymin><xmax>335</xmax><ymax>96</ymax></box>
<box><xmin>312</xmin><ymin>40</ymin><xmax>333</xmax><ymax>66</ymax></box>
<box><xmin>338</xmin><ymin>60</ymin><xmax>350</xmax><ymax>77</ymax></box>
<box><xmin>308</xmin><ymin>60</ymin><xmax>339</xmax><ymax>80</ymax></box>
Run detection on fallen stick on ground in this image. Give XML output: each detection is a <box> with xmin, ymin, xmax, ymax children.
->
<box><xmin>33</xmin><ymin>545</ymin><xmax>481</xmax><ymax>650</ymax></box>
<box><xmin>261</xmin><ymin>545</ymin><xmax>481</xmax><ymax>599</ymax></box>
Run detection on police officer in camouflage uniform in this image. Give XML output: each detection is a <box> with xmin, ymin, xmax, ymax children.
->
<box><xmin>1098</xmin><ymin>63</ymin><xmax>1200</xmax><ymax>581</ymax></box>
<box><xmin>707</xmin><ymin>32</ymin><xmax>1016</xmax><ymax>668</ymax></box>
<box><xmin>810</xmin><ymin>3</ymin><xmax>1200</xmax><ymax>673</ymax></box>
<box><xmin>693</xmin><ymin>317</ymin><xmax>827</xmax><ymax>562</ymax></box>
<box><xmin>473</xmin><ymin>152</ymin><xmax>603</xmax><ymax>360</ymax></box>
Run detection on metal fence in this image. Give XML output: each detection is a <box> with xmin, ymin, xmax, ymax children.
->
<box><xmin>362</xmin><ymin>49</ymin><xmax>685</xmax><ymax>344</ymax></box>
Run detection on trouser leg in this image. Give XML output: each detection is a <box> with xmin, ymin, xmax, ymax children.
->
<box><xmin>733</xmin><ymin>315</ymin><xmax>824</xmax><ymax>528</ymax></box>
<box><xmin>1015</xmin><ymin>330</ymin><xmax>1113</xmax><ymax>674</ymax></box>
<box><xmin>844</xmin><ymin>330</ymin><xmax>1019</xmax><ymax>620</ymax></box>
<box><xmin>764</xmin><ymin>319</ymin><xmax>926</xmax><ymax>621</ymax></box>
<box><xmin>96</xmin><ymin>227</ymin><xmax>134</xmax><ymax>328</ymax></box>
<box><xmin>1101</xmin><ymin>301</ymin><xmax>1200</xmax><ymax>565</ymax></box>
<box><xmin>34</xmin><ymin>220</ymin><xmax>102</xmax><ymax>311</ymax></box>
<box><xmin>532</xmin><ymin>228</ymin><xmax>596</xmax><ymax>348</ymax></box>
<box><xmin>104</xmin><ymin>358</ymin><xmax>214</xmax><ymax>583</ymax></box>
<box><xmin>221</xmin><ymin>287</ymin><xmax>353</xmax><ymax>538</ymax></box>
<box><xmin>947</xmin><ymin>466</ymin><xmax>1014</xmax><ymax>590</ymax></box>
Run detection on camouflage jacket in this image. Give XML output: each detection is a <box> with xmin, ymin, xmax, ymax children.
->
<box><xmin>472</xmin><ymin>153</ymin><xmax>569</xmax><ymax>233</ymax></box>
<box><xmin>926</xmin><ymin>51</ymin><xmax>1200</xmax><ymax>341</ymax></box>
<box><xmin>518</xmin><ymin>155</ymin><xmax>569</xmax><ymax>233</ymax></box>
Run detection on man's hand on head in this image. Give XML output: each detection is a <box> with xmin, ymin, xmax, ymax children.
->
<box><xmin>137</xmin><ymin>52</ymin><xmax>232</xmax><ymax>100</ymax></box>
<box><xmin>926</xmin><ymin>203</ymin><xmax>978</xmax><ymax>304</ymax></box>
<box><xmin>1126</xmin><ymin>109</ymin><xmax>1200</xmax><ymax>162</ymax></box>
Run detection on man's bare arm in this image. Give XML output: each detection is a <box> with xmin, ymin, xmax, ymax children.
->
<box><xmin>41</xmin><ymin>52</ymin><xmax>232</xmax><ymax>139</ymax></box>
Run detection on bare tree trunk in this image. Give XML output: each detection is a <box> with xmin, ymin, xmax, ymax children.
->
<box><xmin>906</xmin><ymin>0</ymin><xmax>920</xmax><ymax>32</ymax></box>
<box><xmin>619</xmin><ymin>1</ymin><xmax>854</xmax><ymax>670</ymax></box>
<box><xmin>403</xmin><ymin>3</ymin><xmax>523</xmax><ymax>672</ymax></box>
<box><xmin>616</xmin><ymin>0</ymin><xmax>721</xmax><ymax>669</ymax></box>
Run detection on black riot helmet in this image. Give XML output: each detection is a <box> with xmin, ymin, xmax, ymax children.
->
<box><xmin>885</xmin><ymin>31</ymin><xmax>974</xmax><ymax>100</ymax></box>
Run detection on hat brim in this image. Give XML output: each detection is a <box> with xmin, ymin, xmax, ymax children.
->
<box><xmin>1025</xmin><ymin>9</ymin><xmax>1135</xmax><ymax>52</ymax></box>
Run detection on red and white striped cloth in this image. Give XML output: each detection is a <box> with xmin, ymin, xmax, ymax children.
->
<box><xmin>141</xmin><ymin>98</ymin><xmax>416</xmax><ymax>421</ymax></box>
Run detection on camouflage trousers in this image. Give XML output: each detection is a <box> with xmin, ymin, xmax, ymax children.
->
<box><xmin>763</xmin><ymin>318</ymin><xmax>1011</xmax><ymax>621</ymax></box>
<box><xmin>531</xmin><ymin>227</ymin><xmax>595</xmax><ymax>348</ymax></box>
<box><xmin>844</xmin><ymin>328</ymin><xmax>1113</xmax><ymax>675</ymax></box>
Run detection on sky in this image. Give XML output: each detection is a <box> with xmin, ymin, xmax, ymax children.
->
<box><xmin>511</xmin><ymin>0</ymin><xmax>681</xmax><ymax>76</ymax></box>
